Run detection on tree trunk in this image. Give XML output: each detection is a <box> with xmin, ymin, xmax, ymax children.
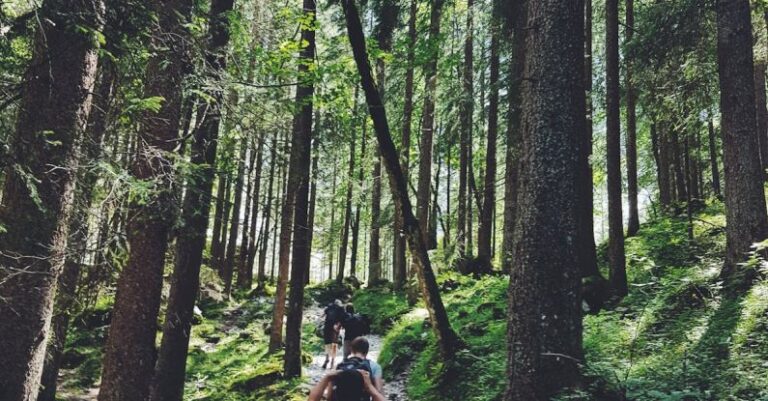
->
<box><xmin>0</xmin><ymin>1</ymin><xmax>101</xmax><ymax>397</ymax></box>
<box><xmin>239</xmin><ymin>133</ymin><xmax>264</xmax><ymax>290</ymax></box>
<box><xmin>754</xmin><ymin>62</ymin><xmax>768</xmax><ymax>177</ymax></box>
<box><xmin>478</xmin><ymin>7</ymin><xmax>499</xmax><ymax>267</ymax></box>
<box><xmin>98</xmin><ymin>0</ymin><xmax>192</xmax><ymax>399</ymax></box>
<box><xmin>149</xmin><ymin>0</ymin><xmax>233</xmax><ymax>396</ymax></box>
<box><xmin>217</xmin><ymin>175</ymin><xmax>232</xmax><ymax>275</ymax></box>
<box><xmin>672</xmin><ymin>130</ymin><xmax>688</xmax><ymax>204</ymax></box>
<box><xmin>223</xmin><ymin>139</ymin><xmax>247</xmax><ymax>296</ymax></box>
<box><xmin>336</xmin><ymin>134</ymin><xmax>356</xmax><ymax>283</ymax></box>
<box><xmin>657</xmin><ymin>123</ymin><xmax>673</xmax><ymax>206</ymax></box>
<box><xmin>605</xmin><ymin>0</ymin><xmax>627</xmax><ymax>298</ymax></box>
<box><xmin>305</xmin><ymin>136</ymin><xmax>321</xmax><ymax>285</ymax></box>
<box><xmin>268</xmin><ymin>126</ymin><xmax>297</xmax><ymax>350</ymax></box>
<box><xmin>257</xmin><ymin>134</ymin><xmax>278</xmax><ymax>289</ymax></box>
<box><xmin>708</xmin><ymin>119</ymin><xmax>722</xmax><ymax>198</ymax></box>
<box><xmin>38</xmin><ymin>58</ymin><xmax>115</xmax><ymax>401</ymax></box>
<box><xmin>211</xmin><ymin>173</ymin><xmax>228</xmax><ymax>271</ymax></box>
<box><xmin>414</xmin><ymin>0</ymin><xmax>444</xmax><ymax>276</ymax></box>
<box><xmin>625</xmin><ymin>0</ymin><xmax>640</xmax><ymax>236</ymax></box>
<box><xmin>503</xmin><ymin>1</ymin><xmax>585</xmax><ymax>398</ymax></box>
<box><xmin>578</xmin><ymin>0</ymin><xmax>606</xmax><ymax>308</ymax></box>
<box><xmin>501</xmin><ymin>0</ymin><xmax>525</xmax><ymax>274</ymax></box>
<box><xmin>369</xmin><ymin>0</ymin><xmax>399</xmax><ymax>284</ymax></box>
<box><xmin>327</xmin><ymin>162</ymin><xmax>338</xmax><ymax>280</ymax></box>
<box><xmin>351</xmin><ymin>122</ymin><xmax>366</xmax><ymax>278</ymax></box>
<box><xmin>283</xmin><ymin>0</ymin><xmax>316</xmax><ymax>375</ymax></box>
<box><xmin>393</xmin><ymin>0</ymin><xmax>417</xmax><ymax>290</ymax></box>
<box><xmin>458</xmin><ymin>0</ymin><xmax>474</xmax><ymax>260</ymax></box>
<box><xmin>341</xmin><ymin>0</ymin><xmax>459</xmax><ymax>361</ymax></box>
<box><xmin>715</xmin><ymin>0</ymin><xmax>768</xmax><ymax>291</ymax></box>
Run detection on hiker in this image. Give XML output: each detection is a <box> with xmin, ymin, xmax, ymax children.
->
<box><xmin>341</xmin><ymin>304</ymin><xmax>370</xmax><ymax>358</ymax></box>
<box><xmin>322</xmin><ymin>299</ymin><xmax>345</xmax><ymax>369</ymax></box>
<box><xmin>308</xmin><ymin>338</ymin><xmax>385</xmax><ymax>401</ymax></box>
<box><xmin>307</xmin><ymin>369</ymin><xmax>385</xmax><ymax>401</ymax></box>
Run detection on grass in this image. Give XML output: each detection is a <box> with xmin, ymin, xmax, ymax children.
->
<box><xmin>375</xmin><ymin>200</ymin><xmax>768</xmax><ymax>401</ymax></box>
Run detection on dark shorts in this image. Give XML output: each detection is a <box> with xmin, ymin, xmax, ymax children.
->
<box><xmin>323</xmin><ymin>324</ymin><xmax>338</xmax><ymax>344</ymax></box>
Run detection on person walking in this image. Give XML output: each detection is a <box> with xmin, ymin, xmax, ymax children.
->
<box><xmin>322</xmin><ymin>299</ymin><xmax>345</xmax><ymax>369</ymax></box>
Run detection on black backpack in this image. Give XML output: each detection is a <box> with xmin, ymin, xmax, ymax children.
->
<box><xmin>343</xmin><ymin>313</ymin><xmax>371</xmax><ymax>340</ymax></box>
<box><xmin>325</xmin><ymin>304</ymin><xmax>344</xmax><ymax>325</ymax></box>
<box><xmin>336</xmin><ymin>356</ymin><xmax>373</xmax><ymax>401</ymax></box>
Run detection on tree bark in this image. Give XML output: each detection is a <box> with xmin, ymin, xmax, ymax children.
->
<box><xmin>715</xmin><ymin>0</ymin><xmax>768</xmax><ymax>291</ymax></box>
<box><xmin>672</xmin><ymin>130</ymin><xmax>688</xmax><ymax>203</ymax></box>
<box><xmin>503</xmin><ymin>1</ymin><xmax>585</xmax><ymax>398</ymax></box>
<box><xmin>257</xmin><ymin>134</ymin><xmax>278</xmax><ymax>289</ymax></box>
<box><xmin>210</xmin><ymin>173</ymin><xmax>228</xmax><ymax>272</ymax></box>
<box><xmin>242</xmin><ymin>132</ymin><xmax>265</xmax><ymax>289</ymax></box>
<box><xmin>478</xmin><ymin>5</ymin><xmax>499</xmax><ymax>267</ymax></box>
<box><xmin>283</xmin><ymin>0</ymin><xmax>316</xmax><ymax>375</ymax></box>
<box><xmin>754</xmin><ymin>62</ymin><xmax>768</xmax><ymax>177</ymax></box>
<box><xmin>625</xmin><ymin>0</ymin><xmax>640</xmax><ymax>236</ymax></box>
<box><xmin>38</xmin><ymin>58</ymin><xmax>115</xmax><ymax>401</ymax></box>
<box><xmin>393</xmin><ymin>0</ymin><xmax>417</xmax><ymax>290</ymax></box>
<box><xmin>351</xmin><ymin>122</ymin><xmax>366</xmax><ymax>278</ymax></box>
<box><xmin>605</xmin><ymin>0</ymin><xmax>627</xmax><ymax>298</ymax></box>
<box><xmin>0</xmin><ymin>0</ymin><xmax>101</xmax><ymax>398</ymax></box>
<box><xmin>458</xmin><ymin>0</ymin><xmax>474</xmax><ymax>260</ymax></box>
<box><xmin>707</xmin><ymin>119</ymin><xmax>722</xmax><ymax>198</ymax></box>
<box><xmin>149</xmin><ymin>0</ymin><xmax>234</xmax><ymax>396</ymax></box>
<box><xmin>98</xmin><ymin>0</ymin><xmax>192</xmax><ymax>399</ymax></box>
<box><xmin>223</xmin><ymin>139</ymin><xmax>247</xmax><ymax>295</ymax></box>
<box><xmin>305</xmin><ymin>136</ymin><xmax>320</xmax><ymax>285</ymax></box>
<box><xmin>341</xmin><ymin>0</ymin><xmax>459</xmax><ymax>361</ymax></box>
<box><xmin>336</xmin><ymin>134</ymin><xmax>356</xmax><ymax>282</ymax></box>
<box><xmin>501</xmin><ymin>0</ymin><xmax>525</xmax><ymax>274</ymax></box>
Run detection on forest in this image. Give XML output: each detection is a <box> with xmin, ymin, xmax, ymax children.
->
<box><xmin>1</xmin><ymin>0</ymin><xmax>768</xmax><ymax>400</ymax></box>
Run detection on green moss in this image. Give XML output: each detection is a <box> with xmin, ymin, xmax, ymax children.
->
<box><xmin>349</xmin><ymin>286</ymin><xmax>410</xmax><ymax>333</ymax></box>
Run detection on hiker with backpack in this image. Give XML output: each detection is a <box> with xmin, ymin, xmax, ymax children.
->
<box><xmin>340</xmin><ymin>304</ymin><xmax>370</xmax><ymax>359</ymax></box>
<box><xmin>308</xmin><ymin>337</ymin><xmax>385</xmax><ymax>401</ymax></box>
<box><xmin>322</xmin><ymin>299</ymin><xmax>345</xmax><ymax>369</ymax></box>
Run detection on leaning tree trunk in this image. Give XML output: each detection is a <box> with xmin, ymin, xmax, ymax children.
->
<box><xmin>0</xmin><ymin>1</ymin><xmax>101</xmax><ymax>399</ymax></box>
<box><xmin>98</xmin><ymin>1</ymin><xmax>192</xmax><ymax>399</ymax></box>
<box><xmin>341</xmin><ymin>0</ymin><xmax>459</xmax><ymax>361</ymax></box>
<box><xmin>393</xmin><ymin>0</ymin><xmax>417</xmax><ymax>290</ymax></box>
<box><xmin>625</xmin><ymin>0</ymin><xmax>640</xmax><ymax>236</ymax></box>
<box><xmin>503</xmin><ymin>0</ymin><xmax>585</xmax><ymax>399</ymax></box>
<box><xmin>38</xmin><ymin>59</ymin><xmax>116</xmax><ymax>401</ymax></box>
<box><xmin>149</xmin><ymin>0</ymin><xmax>233</xmax><ymax>398</ymax></box>
<box><xmin>605</xmin><ymin>0</ymin><xmax>627</xmax><ymax>298</ymax></box>
<box><xmin>283</xmin><ymin>0</ymin><xmax>316</xmax><ymax>375</ymax></box>
<box><xmin>715</xmin><ymin>0</ymin><xmax>768</xmax><ymax>291</ymax></box>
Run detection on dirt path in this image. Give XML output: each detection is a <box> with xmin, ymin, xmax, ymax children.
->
<box><xmin>303</xmin><ymin>304</ymin><xmax>409</xmax><ymax>401</ymax></box>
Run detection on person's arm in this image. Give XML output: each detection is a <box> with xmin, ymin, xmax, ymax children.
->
<box><xmin>374</xmin><ymin>376</ymin><xmax>384</xmax><ymax>393</ymax></box>
<box><xmin>307</xmin><ymin>372</ymin><xmax>337</xmax><ymax>401</ymax></box>
<box><xmin>359</xmin><ymin>370</ymin><xmax>386</xmax><ymax>401</ymax></box>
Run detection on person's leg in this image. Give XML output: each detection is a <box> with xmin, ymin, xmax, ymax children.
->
<box><xmin>329</xmin><ymin>343</ymin><xmax>337</xmax><ymax>369</ymax></box>
<box><xmin>323</xmin><ymin>344</ymin><xmax>330</xmax><ymax>368</ymax></box>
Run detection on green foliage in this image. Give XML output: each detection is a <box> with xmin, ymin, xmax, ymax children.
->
<box><xmin>349</xmin><ymin>285</ymin><xmax>410</xmax><ymax>333</ymax></box>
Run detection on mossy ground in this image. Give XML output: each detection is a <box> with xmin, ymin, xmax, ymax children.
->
<box><xmin>57</xmin><ymin>202</ymin><xmax>768</xmax><ymax>401</ymax></box>
<box><xmin>374</xmin><ymin>201</ymin><xmax>768</xmax><ymax>401</ymax></box>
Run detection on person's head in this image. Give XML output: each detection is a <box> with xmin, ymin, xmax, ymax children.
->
<box><xmin>350</xmin><ymin>337</ymin><xmax>369</xmax><ymax>357</ymax></box>
<box><xmin>332</xmin><ymin>369</ymin><xmax>364</xmax><ymax>400</ymax></box>
<box><xmin>334</xmin><ymin>299</ymin><xmax>343</xmax><ymax>307</ymax></box>
<box><xmin>345</xmin><ymin>304</ymin><xmax>355</xmax><ymax>314</ymax></box>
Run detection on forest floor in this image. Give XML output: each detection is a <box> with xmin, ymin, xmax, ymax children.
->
<box><xmin>55</xmin><ymin>200</ymin><xmax>768</xmax><ymax>401</ymax></box>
